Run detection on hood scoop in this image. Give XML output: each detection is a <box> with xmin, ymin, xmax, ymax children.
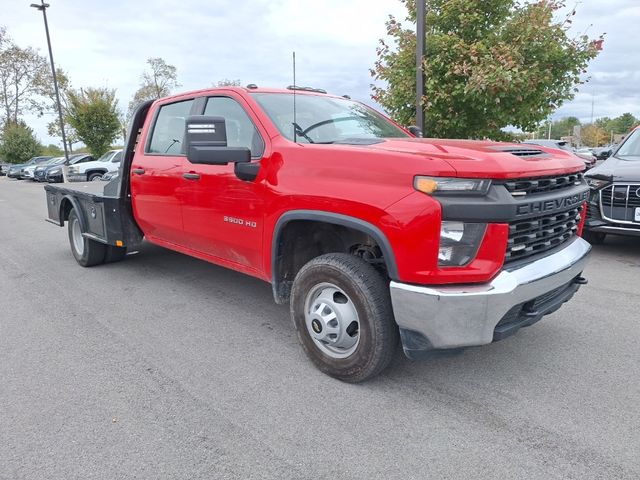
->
<box><xmin>492</xmin><ymin>147</ymin><xmax>548</xmax><ymax>157</ymax></box>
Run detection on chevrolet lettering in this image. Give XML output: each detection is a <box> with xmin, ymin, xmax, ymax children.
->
<box><xmin>516</xmin><ymin>191</ymin><xmax>589</xmax><ymax>216</ymax></box>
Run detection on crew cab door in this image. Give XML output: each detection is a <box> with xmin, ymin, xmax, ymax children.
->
<box><xmin>180</xmin><ymin>95</ymin><xmax>266</xmax><ymax>272</ymax></box>
<box><xmin>130</xmin><ymin>98</ymin><xmax>195</xmax><ymax>245</ymax></box>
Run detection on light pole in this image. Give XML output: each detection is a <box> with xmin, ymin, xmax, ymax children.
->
<box><xmin>416</xmin><ymin>0</ymin><xmax>426</xmax><ymax>136</ymax></box>
<box><xmin>30</xmin><ymin>0</ymin><xmax>69</xmax><ymax>173</ymax></box>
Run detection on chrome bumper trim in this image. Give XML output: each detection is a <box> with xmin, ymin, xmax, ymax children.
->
<box><xmin>389</xmin><ymin>237</ymin><xmax>591</xmax><ymax>350</ymax></box>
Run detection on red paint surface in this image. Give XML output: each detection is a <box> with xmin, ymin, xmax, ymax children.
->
<box><xmin>130</xmin><ymin>87</ymin><xmax>585</xmax><ymax>285</ymax></box>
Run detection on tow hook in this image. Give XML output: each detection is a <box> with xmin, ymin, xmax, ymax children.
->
<box><xmin>574</xmin><ymin>276</ymin><xmax>588</xmax><ymax>285</ymax></box>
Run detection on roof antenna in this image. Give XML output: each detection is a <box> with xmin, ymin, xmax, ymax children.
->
<box><xmin>292</xmin><ymin>51</ymin><xmax>297</xmax><ymax>143</ymax></box>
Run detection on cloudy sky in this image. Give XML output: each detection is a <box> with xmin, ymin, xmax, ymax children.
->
<box><xmin>3</xmin><ymin>0</ymin><xmax>639</xmax><ymax>145</ymax></box>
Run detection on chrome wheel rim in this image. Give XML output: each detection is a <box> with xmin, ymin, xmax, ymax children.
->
<box><xmin>304</xmin><ymin>282</ymin><xmax>360</xmax><ymax>359</ymax></box>
<box><xmin>91</xmin><ymin>175</ymin><xmax>102</xmax><ymax>181</ymax></box>
<box><xmin>71</xmin><ymin>218</ymin><xmax>84</xmax><ymax>256</ymax></box>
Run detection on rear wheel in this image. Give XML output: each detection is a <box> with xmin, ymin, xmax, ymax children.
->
<box><xmin>290</xmin><ymin>253</ymin><xmax>398</xmax><ymax>383</ymax></box>
<box><xmin>583</xmin><ymin>230</ymin><xmax>606</xmax><ymax>245</ymax></box>
<box><xmin>68</xmin><ymin>209</ymin><xmax>106</xmax><ymax>267</ymax></box>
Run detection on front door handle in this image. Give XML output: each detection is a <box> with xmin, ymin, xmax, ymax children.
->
<box><xmin>183</xmin><ymin>172</ymin><xmax>201</xmax><ymax>180</ymax></box>
<box><xmin>132</xmin><ymin>168</ymin><xmax>145</xmax><ymax>175</ymax></box>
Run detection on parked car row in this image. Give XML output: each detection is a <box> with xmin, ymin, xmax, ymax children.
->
<box><xmin>591</xmin><ymin>144</ymin><xmax>619</xmax><ymax>160</ymax></box>
<box><xmin>7</xmin><ymin>156</ymin><xmax>53</xmax><ymax>178</ymax></box>
<box><xmin>523</xmin><ymin>139</ymin><xmax>598</xmax><ymax>169</ymax></box>
<box><xmin>2</xmin><ymin>150</ymin><xmax>122</xmax><ymax>183</ymax></box>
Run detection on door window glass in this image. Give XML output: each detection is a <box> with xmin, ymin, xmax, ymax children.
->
<box><xmin>148</xmin><ymin>99</ymin><xmax>194</xmax><ymax>154</ymax></box>
<box><xmin>204</xmin><ymin>97</ymin><xmax>264</xmax><ymax>158</ymax></box>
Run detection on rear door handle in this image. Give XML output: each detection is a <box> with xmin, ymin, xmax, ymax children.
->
<box><xmin>183</xmin><ymin>172</ymin><xmax>200</xmax><ymax>180</ymax></box>
<box><xmin>132</xmin><ymin>168</ymin><xmax>145</xmax><ymax>175</ymax></box>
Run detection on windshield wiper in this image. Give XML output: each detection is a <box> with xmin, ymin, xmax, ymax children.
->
<box><xmin>292</xmin><ymin>123</ymin><xmax>315</xmax><ymax>144</ymax></box>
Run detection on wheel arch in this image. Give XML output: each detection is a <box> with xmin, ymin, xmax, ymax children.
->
<box><xmin>59</xmin><ymin>195</ymin><xmax>87</xmax><ymax>232</ymax></box>
<box><xmin>271</xmin><ymin>210</ymin><xmax>399</xmax><ymax>304</ymax></box>
<box><xmin>85</xmin><ymin>168</ymin><xmax>108</xmax><ymax>178</ymax></box>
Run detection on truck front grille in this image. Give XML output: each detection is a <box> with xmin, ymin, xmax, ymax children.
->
<box><xmin>503</xmin><ymin>173</ymin><xmax>583</xmax><ymax>196</ymax></box>
<box><xmin>505</xmin><ymin>205</ymin><xmax>582</xmax><ymax>263</ymax></box>
<box><xmin>599</xmin><ymin>184</ymin><xmax>640</xmax><ymax>224</ymax></box>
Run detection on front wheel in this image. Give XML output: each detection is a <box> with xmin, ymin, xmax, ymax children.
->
<box><xmin>290</xmin><ymin>253</ymin><xmax>398</xmax><ymax>383</ymax></box>
<box><xmin>88</xmin><ymin>172</ymin><xmax>103</xmax><ymax>181</ymax></box>
<box><xmin>68</xmin><ymin>209</ymin><xmax>106</xmax><ymax>267</ymax></box>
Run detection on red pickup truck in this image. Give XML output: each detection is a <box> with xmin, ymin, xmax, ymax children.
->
<box><xmin>44</xmin><ymin>86</ymin><xmax>591</xmax><ymax>382</ymax></box>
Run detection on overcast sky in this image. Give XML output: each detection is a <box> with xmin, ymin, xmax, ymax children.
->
<box><xmin>3</xmin><ymin>0</ymin><xmax>639</xmax><ymax>145</ymax></box>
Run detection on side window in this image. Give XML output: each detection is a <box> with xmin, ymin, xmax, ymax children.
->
<box><xmin>148</xmin><ymin>99</ymin><xmax>194</xmax><ymax>154</ymax></box>
<box><xmin>112</xmin><ymin>151</ymin><xmax>123</xmax><ymax>163</ymax></box>
<box><xmin>204</xmin><ymin>97</ymin><xmax>265</xmax><ymax>158</ymax></box>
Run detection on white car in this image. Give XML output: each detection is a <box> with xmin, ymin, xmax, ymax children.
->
<box><xmin>67</xmin><ymin>149</ymin><xmax>122</xmax><ymax>182</ymax></box>
<box><xmin>21</xmin><ymin>164</ymin><xmax>37</xmax><ymax>179</ymax></box>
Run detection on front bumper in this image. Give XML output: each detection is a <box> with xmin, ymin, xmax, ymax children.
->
<box><xmin>390</xmin><ymin>237</ymin><xmax>591</xmax><ymax>357</ymax></box>
<box><xmin>67</xmin><ymin>174</ymin><xmax>86</xmax><ymax>182</ymax></box>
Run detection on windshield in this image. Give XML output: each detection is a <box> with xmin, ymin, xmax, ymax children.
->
<box><xmin>42</xmin><ymin>157</ymin><xmax>62</xmax><ymax>166</ymax></box>
<box><xmin>96</xmin><ymin>151</ymin><xmax>115</xmax><ymax>162</ymax></box>
<box><xmin>252</xmin><ymin>93</ymin><xmax>409</xmax><ymax>144</ymax></box>
<box><xmin>69</xmin><ymin>155</ymin><xmax>89</xmax><ymax>164</ymax></box>
<box><xmin>615</xmin><ymin>129</ymin><xmax>640</xmax><ymax>159</ymax></box>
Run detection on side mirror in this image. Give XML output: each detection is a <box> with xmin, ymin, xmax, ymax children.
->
<box><xmin>185</xmin><ymin>115</ymin><xmax>250</xmax><ymax>165</ymax></box>
<box><xmin>407</xmin><ymin>125</ymin><xmax>423</xmax><ymax>137</ymax></box>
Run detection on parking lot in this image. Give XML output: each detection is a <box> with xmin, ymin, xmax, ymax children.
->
<box><xmin>1</xmin><ymin>176</ymin><xmax>639</xmax><ymax>479</ymax></box>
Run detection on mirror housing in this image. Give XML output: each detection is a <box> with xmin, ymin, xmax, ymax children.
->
<box><xmin>185</xmin><ymin>115</ymin><xmax>251</xmax><ymax>165</ymax></box>
<box><xmin>407</xmin><ymin>125</ymin><xmax>423</xmax><ymax>137</ymax></box>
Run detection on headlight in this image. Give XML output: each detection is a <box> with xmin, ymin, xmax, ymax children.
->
<box><xmin>49</xmin><ymin>167</ymin><xmax>62</xmax><ymax>174</ymax></box>
<box><xmin>415</xmin><ymin>176</ymin><xmax>491</xmax><ymax>196</ymax></box>
<box><xmin>439</xmin><ymin>221</ymin><xmax>487</xmax><ymax>267</ymax></box>
<box><xmin>586</xmin><ymin>177</ymin><xmax>609</xmax><ymax>190</ymax></box>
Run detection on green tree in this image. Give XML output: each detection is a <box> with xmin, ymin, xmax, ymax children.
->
<box><xmin>613</xmin><ymin>113</ymin><xmax>638</xmax><ymax>133</ymax></box>
<box><xmin>595</xmin><ymin>113</ymin><xmax>638</xmax><ymax>136</ymax></box>
<box><xmin>0</xmin><ymin>120</ymin><xmax>43</xmax><ymax>163</ymax></box>
<box><xmin>43</xmin><ymin>68</ymin><xmax>80</xmax><ymax>152</ymax></box>
<box><xmin>0</xmin><ymin>27</ymin><xmax>50</xmax><ymax>124</ymax></box>
<box><xmin>371</xmin><ymin>0</ymin><xmax>602</xmax><ymax>138</ymax></box>
<box><xmin>127</xmin><ymin>57</ymin><xmax>180</xmax><ymax>118</ymax></box>
<box><xmin>42</xmin><ymin>143</ymin><xmax>63</xmax><ymax>156</ymax></box>
<box><xmin>66</xmin><ymin>87</ymin><xmax>121</xmax><ymax>158</ymax></box>
<box><xmin>549</xmin><ymin>116</ymin><xmax>581</xmax><ymax>139</ymax></box>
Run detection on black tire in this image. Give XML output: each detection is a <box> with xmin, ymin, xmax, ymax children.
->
<box><xmin>104</xmin><ymin>245</ymin><xmax>127</xmax><ymax>263</ymax></box>
<box><xmin>290</xmin><ymin>253</ymin><xmax>398</xmax><ymax>383</ymax></box>
<box><xmin>583</xmin><ymin>230</ymin><xmax>606</xmax><ymax>245</ymax></box>
<box><xmin>88</xmin><ymin>172</ymin><xmax>103</xmax><ymax>181</ymax></box>
<box><xmin>67</xmin><ymin>209</ymin><xmax>107</xmax><ymax>267</ymax></box>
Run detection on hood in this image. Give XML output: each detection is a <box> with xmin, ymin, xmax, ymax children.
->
<box><xmin>364</xmin><ymin>138</ymin><xmax>585</xmax><ymax>179</ymax></box>
<box><xmin>585</xmin><ymin>155</ymin><xmax>640</xmax><ymax>182</ymax></box>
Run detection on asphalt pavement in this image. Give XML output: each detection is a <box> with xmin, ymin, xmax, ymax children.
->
<box><xmin>1</xmin><ymin>177</ymin><xmax>639</xmax><ymax>479</ymax></box>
